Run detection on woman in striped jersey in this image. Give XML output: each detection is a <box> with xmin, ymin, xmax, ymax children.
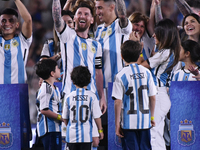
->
<box><xmin>140</xmin><ymin>18</ymin><xmax>181</xmax><ymax>150</ymax></box>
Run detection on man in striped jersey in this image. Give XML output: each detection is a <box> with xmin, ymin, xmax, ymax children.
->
<box><xmin>112</xmin><ymin>40</ymin><xmax>156</xmax><ymax>150</ymax></box>
<box><xmin>0</xmin><ymin>0</ymin><xmax>32</xmax><ymax>84</ymax></box>
<box><xmin>52</xmin><ymin>0</ymin><xmax>106</xmax><ymax>148</ymax></box>
<box><xmin>62</xmin><ymin>66</ymin><xmax>103</xmax><ymax>150</ymax></box>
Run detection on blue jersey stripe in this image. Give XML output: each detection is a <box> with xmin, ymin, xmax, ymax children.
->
<box><xmin>4</xmin><ymin>40</ymin><xmax>11</xmax><ymax>84</ymax></box>
<box><xmin>48</xmin><ymin>42</ymin><xmax>54</xmax><ymax>57</ymax></box>
<box><xmin>183</xmin><ymin>73</ymin><xmax>189</xmax><ymax>81</ymax></box>
<box><xmin>109</xmin><ymin>22</ymin><xmax>118</xmax><ymax>82</ymax></box>
<box><xmin>92</xmin><ymin>41</ymin><xmax>98</xmax><ymax>98</ymax></box>
<box><xmin>121</xmin><ymin>74</ymin><xmax>129</xmax><ymax>129</ymax></box>
<box><xmin>135</xmin><ymin>64</ymin><xmax>144</xmax><ymax>129</ymax></box>
<box><xmin>66</xmin><ymin>97</ymin><xmax>70</xmax><ymax>142</ymax></box>
<box><xmin>142</xmin><ymin>48</ymin><xmax>148</xmax><ymax>61</ymax></box>
<box><xmin>81</xmin><ymin>89</ymin><xmax>85</xmax><ymax>142</ymax></box>
<box><xmin>76</xmin><ymin>89</ymin><xmax>79</xmax><ymax>142</ymax></box>
<box><xmin>98</xmin><ymin>28</ymin><xmax>107</xmax><ymax>87</ymax></box>
<box><xmin>130</xmin><ymin>64</ymin><xmax>140</xmax><ymax>129</ymax></box>
<box><xmin>146</xmin><ymin>71</ymin><xmax>151</xmax><ymax>127</ymax></box>
<box><xmin>16</xmin><ymin>37</ymin><xmax>25</xmax><ymax>83</ymax></box>
<box><xmin>89</xmin><ymin>97</ymin><xmax>93</xmax><ymax>141</ymax></box>
<box><xmin>61</xmin><ymin>43</ymin><xmax>67</xmax><ymax>95</ymax></box>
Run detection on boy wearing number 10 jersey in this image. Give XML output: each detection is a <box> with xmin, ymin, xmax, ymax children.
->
<box><xmin>62</xmin><ymin>66</ymin><xmax>104</xmax><ymax>150</ymax></box>
<box><xmin>112</xmin><ymin>40</ymin><xmax>157</xmax><ymax>150</ymax></box>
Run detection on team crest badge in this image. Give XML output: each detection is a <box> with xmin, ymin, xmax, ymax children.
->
<box><xmin>0</xmin><ymin>122</ymin><xmax>13</xmax><ymax>148</ymax></box>
<box><xmin>12</xmin><ymin>39</ymin><xmax>19</xmax><ymax>47</ymax></box>
<box><xmin>177</xmin><ymin>119</ymin><xmax>195</xmax><ymax>146</ymax></box>
<box><xmin>91</xmin><ymin>44</ymin><xmax>96</xmax><ymax>53</ymax></box>
<box><xmin>107</xmin><ymin>28</ymin><xmax>112</xmax><ymax>36</ymax></box>
<box><xmin>101</xmin><ymin>31</ymin><xmax>106</xmax><ymax>38</ymax></box>
<box><xmin>81</xmin><ymin>43</ymin><xmax>87</xmax><ymax>50</ymax></box>
<box><xmin>4</xmin><ymin>44</ymin><xmax>10</xmax><ymax>51</ymax></box>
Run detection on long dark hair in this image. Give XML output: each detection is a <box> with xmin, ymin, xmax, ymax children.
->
<box><xmin>155</xmin><ymin>18</ymin><xmax>181</xmax><ymax>71</ymax></box>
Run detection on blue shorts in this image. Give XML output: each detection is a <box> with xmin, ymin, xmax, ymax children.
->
<box><xmin>41</xmin><ymin>132</ymin><xmax>62</xmax><ymax>150</ymax></box>
<box><xmin>121</xmin><ymin>129</ymin><xmax>151</xmax><ymax>150</ymax></box>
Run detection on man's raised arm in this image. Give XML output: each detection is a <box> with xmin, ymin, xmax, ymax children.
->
<box><xmin>115</xmin><ymin>0</ymin><xmax>128</xmax><ymax>28</ymax></box>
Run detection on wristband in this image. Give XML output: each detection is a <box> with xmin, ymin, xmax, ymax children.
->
<box><xmin>98</xmin><ymin>129</ymin><xmax>103</xmax><ymax>133</ymax></box>
<box><xmin>151</xmin><ymin>116</ymin><xmax>154</xmax><ymax>121</ymax></box>
<box><xmin>57</xmin><ymin>114</ymin><xmax>61</xmax><ymax>121</ymax></box>
<box><xmin>140</xmin><ymin>53</ymin><xmax>143</xmax><ymax>57</ymax></box>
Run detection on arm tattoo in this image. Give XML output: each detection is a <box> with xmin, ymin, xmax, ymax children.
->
<box><xmin>155</xmin><ymin>5</ymin><xmax>163</xmax><ymax>24</ymax></box>
<box><xmin>52</xmin><ymin>0</ymin><xmax>64</xmax><ymax>31</ymax></box>
<box><xmin>115</xmin><ymin>0</ymin><xmax>128</xmax><ymax>28</ymax></box>
<box><xmin>175</xmin><ymin>0</ymin><xmax>193</xmax><ymax>16</ymax></box>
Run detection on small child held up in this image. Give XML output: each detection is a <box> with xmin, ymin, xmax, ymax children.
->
<box><xmin>112</xmin><ymin>40</ymin><xmax>157</xmax><ymax>150</ymax></box>
<box><xmin>62</xmin><ymin>66</ymin><xmax>104</xmax><ymax>150</ymax></box>
<box><xmin>35</xmin><ymin>59</ymin><xmax>63</xmax><ymax>150</ymax></box>
<box><xmin>172</xmin><ymin>40</ymin><xmax>200</xmax><ymax>81</ymax></box>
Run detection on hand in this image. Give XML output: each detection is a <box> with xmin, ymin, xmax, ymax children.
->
<box><xmin>188</xmin><ymin>65</ymin><xmax>199</xmax><ymax>76</ymax></box>
<box><xmin>151</xmin><ymin>120</ymin><xmax>156</xmax><ymax>127</ymax></box>
<box><xmin>154</xmin><ymin>0</ymin><xmax>161</xmax><ymax>5</ymax></box>
<box><xmin>100</xmin><ymin>96</ymin><xmax>107</xmax><ymax>115</ymax></box>
<box><xmin>99</xmin><ymin>132</ymin><xmax>104</xmax><ymax>140</ymax></box>
<box><xmin>115</xmin><ymin>125</ymin><xmax>124</xmax><ymax>138</ymax></box>
<box><xmin>129</xmin><ymin>31</ymin><xmax>140</xmax><ymax>41</ymax></box>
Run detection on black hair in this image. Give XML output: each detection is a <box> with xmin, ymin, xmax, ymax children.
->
<box><xmin>121</xmin><ymin>40</ymin><xmax>142</xmax><ymax>63</ymax></box>
<box><xmin>96</xmin><ymin>0</ymin><xmax>115</xmax><ymax>2</ymax></box>
<box><xmin>61</xmin><ymin>10</ymin><xmax>74</xmax><ymax>19</ymax></box>
<box><xmin>1</xmin><ymin>8</ymin><xmax>18</xmax><ymax>18</ymax></box>
<box><xmin>35</xmin><ymin>59</ymin><xmax>57</xmax><ymax>80</ymax></box>
<box><xmin>182</xmin><ymin>13</ymin><xmax>200</xmax><ymax>28</ymax></box>
<box><xmin>71</xmin><ymin>66</ymin><xmax>91</xmax><ymax>88</ymax></box>
<box><xmin>181</xmin><ymin>40</ymin><xmax>200</xmax><ymax>63</ymax></box>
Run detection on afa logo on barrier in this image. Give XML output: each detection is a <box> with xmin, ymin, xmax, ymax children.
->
<box><xmin>177</xmin><ymin>119</ymin><xmax>195</xmax><ymax>146</ymax></box>
<box><xmin>0</xmin><ymin>122</ymin><xmax>13</xmax><ymax>148</ymax></box>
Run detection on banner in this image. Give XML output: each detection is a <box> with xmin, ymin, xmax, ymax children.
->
<box><xmin>170</xmin><ymin>81</ymin><xmax>200</xmax><ymax>150</ymax></box>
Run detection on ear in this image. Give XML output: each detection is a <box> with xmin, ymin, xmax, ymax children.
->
<box><xmin>16</xmin><ymin>22</ymin><xmax>20</xmax><ymax>29</ymax></box>
<box><xmin>90</xmin><ymin>17</ymin><xmax>94</xmax><ymax>24</ymax></box>
<box><xmin>110</xmin><ymin>3</ymin><xmax>115</xmax><ymax>11</ymax></box>
<box><xmin>50</xmin><ymin>71</ymin><xmax>55</xmax><ymax>77</ymax></box>
<box><xmin>185</xmin><ymin>51</ymin><xmax>190</xmax><ymax>58</ymax></box>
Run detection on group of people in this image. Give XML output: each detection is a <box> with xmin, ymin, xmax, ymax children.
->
<box><xmin>0</xmin><ymin>0</ymin><xmax>200</xmax><ymax>150</ymax></box>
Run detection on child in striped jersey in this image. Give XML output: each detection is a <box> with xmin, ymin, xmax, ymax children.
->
<box><xmin>112</xmin><ymin>40</ymin><xmax>157</xmax><ymax>150</ymax></box>
<box><xmin>35</xmin><ymin>59</ymin><xmax>63</xmax><ymax>150</ymax></box>
<box><xmin>172</xmin><ymin>40</ymin><xmax>200</xmax><ymax>81</ymax></box>
<box><xmin>62</xmin><ymin>66</ymin><xmax>104</xmax><ymax>150</ymax></box>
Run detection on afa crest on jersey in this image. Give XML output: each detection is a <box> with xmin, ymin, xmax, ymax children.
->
<box><xmin>0</xmin><ymin>122</ymin><xmax>13</xmax><ymax>148</ymax></box>
<box><xmin>12</xmin><ymin>39</ymin><xmax>19</xmax><ymax>47</ymax></box>
<box><xmin>4</xmin><ymin>44</ymin><xmax>10</xmax><ymax>51</ymax></box>
<box><xmin>91</xmin><ymin>44</ymin><xmax>96</xmax><ymax>53</ymax></box>
<box><xmin>81</xmin><ymin>43</ymin><xmax>87</xmax><ymax>51</ymax></box>
<box><xmin>177</xmin><ymin>119</ymin><xmax>195</xmax><ymax>146</ymax></box>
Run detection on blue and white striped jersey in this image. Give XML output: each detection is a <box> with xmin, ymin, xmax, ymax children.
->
<box><xmin>0</xmin><ymin>33</ymin><xmax>32</xmax><ymax>84</ymax></box>
<box><xmin>148</xmin><ymin>49</ymin><xmax>174</xmax><ymax>87</ymax></box>
<box><xmin>62</xmin><ymin>88</ymin><xmax>102</xmax><ymax>143</ymax></box>
<box><xmin>95</xmin><ymin>19</ymin><xmax>132</xmax><ymax>88</ymax></box>
<box><xmin>172</xmin><ymin>67</ymin><xmax>200</xmax><ymax>81</ymax></box>
<box><xmin>36</xmin><ymin>81</ymin><xmax>62</xmax><ymax>137</ymax></box>
<box><xmin>112</xmin><ymin>64</ymin><xmax>157</xmax><ymax>130</ymax></box>
<box><xmin>141</xmin><ymin>31</ymin><xmax>155</xmax><ymax>60</ymax></box>
<box><xmin>57</xmin><ymin>25</ymin><xmax>102</xmax><ymax>96</ymax></box>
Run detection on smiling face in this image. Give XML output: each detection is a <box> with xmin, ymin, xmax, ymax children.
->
<box><xmin>131</xmin><ymin>21</ymin><xmax>145</xmax><ymax>38</ymax></box>
<box><xmin>0</xmin><ymin>14</ymin><xmax>19</xmax><ymax>39</ymax></box>
<box><xmin>96</xmin><ymin>1</ymin><xmax>112</xmax><ymax>24</ymax></box>
<box><xmin>184</xmin><ymin>16</ymin><xmax>200</xmax><ymax>37</ymax></box>
<box><xmin>74</xmin><ymin>7</ymin><xmax>94</xmax><ymax>32</ymax></box>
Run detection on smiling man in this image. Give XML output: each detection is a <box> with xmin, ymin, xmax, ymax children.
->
<box><xmin>52</xmin><ymin>0</ymin><xmax>106</xmax><ymax>149</ymax></box>
<box><xmin>0</xmin><ymin>0</ymin><xmax>32</xmax><ymax>84</ymax></box>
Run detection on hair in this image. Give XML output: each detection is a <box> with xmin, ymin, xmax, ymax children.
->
<box><xmin>61</xmin><ymin>10</ymin><xmax>74</xmax><ymax>19</ymax></box>
<box><xmin>181</xmin><ymin>40</ymin><xmax>200</xmax><ymax>63</ymax></box>
<box><xmin>96</xmin><ymin>0</ymin><xmax>115</xmax><ymax>2</ymax></box>
<box><xmin>182</xmin><ymin>13</ymin><xmax>200</xmax><ymax>28</ymax></box>
<box><xmin>1</xmin><ymin>8</ymin><xmax>18</xmax><ymax>18</ymax></box>
<box><xmin>71</xmin><ymin>66</ymin><xmax>91</xmax><ymax>88</ymax></box>
<box><xmin>128</xmin><ymin>12</ymin><xmax>149</xmax><ymax>30</ymax></box>
<box><xmin>35</xmin><ymin>59</ymin><xmax>57</xmax><ymax>80</ymax></box>
<box><xmin>72</xmin><ymin>0</ymin><xmax>96</xmax><ymax>18</ymax></box>
<box><xmin>154</xmin><ymin>18</ymin><xmax>181</xmax><ymax>71</ymax></box>
<box><xmin>187</xmin><ymin>1</ymin><xmax>200</xmax><ymax>10</ymax></box>
<box><xmin>121</xmin><ymin>40</ymin><xmax>142</xmax><ymax>63</ymax></box>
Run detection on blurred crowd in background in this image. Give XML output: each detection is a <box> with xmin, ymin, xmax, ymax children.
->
<box><xmin>0</xmin><ymin>0</ymin><xmax>189</xmax><ymax>124</ymax></box>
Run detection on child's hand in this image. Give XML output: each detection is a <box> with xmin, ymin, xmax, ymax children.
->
<box><xmin>151</xmin><ymin>120</ymin><xmax>156</xmax><ymax>127</ymax></box>
<box><xmin>115</xmin><ymin>125</ymin><xmax>124</xmax><ymax>138</ymax></box>
<box><xmin>188</xmin><ymin>65</ymin><xmax>199</xmax><ymax>76</ymax></box>
<box><xmin>99</xmin><ymin>132</ymin><xmax>104</xmax><ymax>140</ymax></box>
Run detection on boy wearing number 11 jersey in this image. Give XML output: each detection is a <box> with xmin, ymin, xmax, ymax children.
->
<box><xmin>112</xmin><ymin>40</ymin><xmax>157</xmax><ymax>150</ymax></box>
<box><xmin>62</xmin><ymin>66</ymin><xmax>104</xmax><ymax>150</ymax></box>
